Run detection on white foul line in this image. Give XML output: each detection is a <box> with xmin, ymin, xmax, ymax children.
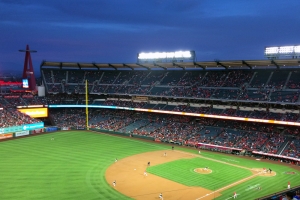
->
<box><xmin>195</xmin><ymin>172</ymin><xmax>263</xmax><ymax>200</ymax></box>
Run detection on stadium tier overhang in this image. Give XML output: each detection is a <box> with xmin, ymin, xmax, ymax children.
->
<box><xmin>40</xmin><ymin>59</ymin><xmax>300</xmax><ymax>70</ymax></box>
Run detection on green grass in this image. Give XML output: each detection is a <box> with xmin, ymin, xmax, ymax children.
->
<box><xmin>148</xmin><ymin>148</ymin><xmax>300</xmax><ymax>199</ymax></box>
<box><xmin>147</xmin><ymin>157</ymin><xmax>252</xmax><ymax>190</ymax></box>
<box><xmin>199</xmin><ymin>149</ymin><xmax>300</xmax><ymax>198</ymax></box>
<box><xmin>0</xmin><ymin>131</ymin><xmax>164</xmax><ymax>200</ymax></box>
<box><xmin>0</xmin><ymin>131</ymin><xmax>299</xmax><ymax>200</ymax></box>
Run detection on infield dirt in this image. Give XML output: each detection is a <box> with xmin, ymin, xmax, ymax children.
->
<box><xmin>105</xmin><ymin>150</ymin><xmax>221</xmax><ymax>200</ymax></box>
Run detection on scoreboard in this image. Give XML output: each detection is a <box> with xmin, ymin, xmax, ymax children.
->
<box><xmin>17</xmin><ymin>105</ymin><xmax>48</xmax><ymax>118</ymax></box>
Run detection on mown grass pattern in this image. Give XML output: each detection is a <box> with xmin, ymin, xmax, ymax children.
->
<box><xmin>0</xmin><ymin>131</ymin><xmax>163</xmax><ymax>200</ymax></box>
<box><xmin>0</xmin><ymin>131</ymin><xmax>299</xmax><ymax>200</ymax></box>
<box><xmin>147</xmin><ymin>157</ymin><xmax>252</xmax><ymax>190</ymax></box>
<box><xmin>196</xmin><ymin>151</ymin><xmax>300</xmax><ymax>199</ymax></box>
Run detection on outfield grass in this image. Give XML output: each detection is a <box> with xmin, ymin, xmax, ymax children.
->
<box><xmin>0</xmin><ymin>131</ymin><xmax>163</xmax><ymax>200</ymax></box>
<box><xmin>0</xmin><ymin>131</ymin><xmax>299</xmax><ymax>200</ymax></box>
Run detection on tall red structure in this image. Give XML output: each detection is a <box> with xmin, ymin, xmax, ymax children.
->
<box><xmin>19</xmin><ymin>45</ymin><xmax>37</xmax><ymax>91</ymax></box>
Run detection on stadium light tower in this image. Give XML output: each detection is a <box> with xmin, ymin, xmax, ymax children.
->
<box><xmin>19</xmin><ymin>45</ymin><xmax>37</xmax><ymax>91</ymax></box>
<box><xmin>264</xmin><ymin>45</ymin><xmax>300</xmax><ymax>59</ymax></box>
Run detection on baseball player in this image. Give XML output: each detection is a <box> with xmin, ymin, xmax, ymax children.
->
<box><xmin>113</xmin><ymin>180</ymin><xmax>116</xmax><ymax>187</ymax></box>
<box><xmin>288</xmin><ymin>181</ymin><xmax>290</xmax><ymax>189</ymax></box>
<box><xmin>148</xmin><ymin>161</ymin><xmax>150</xmax><ymax>167</ymax></box>
<box><xmin>164</xmin><ymin>152</ymin><xmax>167</xmax><ymax>157</ymax></box>
<box><xmin>144</xmin><ymin>171</ymin><xmax>148</xmax><ymax>176</ymax></box>
<box><xmin>263</xmin><ymin>168</ymin><xmax>266</xmax><ymax>173</ymax></box>
<box><xmin>233</xmin><ymin>191</ymin><xmax>237</xmax><ymax>199</ymax></box>
<box><xmin>51</xmin><ymin>137</ymin><xmax>54</xmax><ymax>141</ymax></box>
<box><xmin>198</xmin><ymin>150</ymin><xmax>201</xmax><ymax>154</ymax></box>
<box><xmin>115</xmin><ymin>158</ymin><xmax>118</xmax><ymax>162</ymax></box>
<box><xmin>256</xmin><ymin>186</ymin><xmax>261</xmax><ymax>190</ymax></box>
<box><xmin>159</xmin><ymin>193</ymin><xmax>163</xmax><ymax>200</ymax></box>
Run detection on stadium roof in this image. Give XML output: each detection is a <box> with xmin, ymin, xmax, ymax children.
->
<box><xmin>40</xmin><ymin>59</ymin><xmax>300</xmax><ymax>70</ymax></box>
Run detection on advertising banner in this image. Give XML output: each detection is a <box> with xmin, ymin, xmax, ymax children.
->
<box><xmin>0</xmin><ymin>126</ymin><xmax>22</xmax><ymax>134</ymax></box>
<box><xmin>154</xmin><ymin>138</ymin><xmax>161</xmax><ymax>142</ymax></box>
<box><xmin>31</xmin><ymin>128</ymin><xmax>44</xmax><ymax>134</ymax></box>
<box><xmin>45</xmin><ymin>127</ymin><xmax>58</xmax><ymax>132</ymax></box>
<box><xmin>15</xmin><ymin>131</ymin><xmax>30</xmax><ymax>137</ymax></box>
<box><xmin>0</xmin><ymin>133</ymin><xmax>13</xmax><ymax>140</ymax></box>
<box><xmin>0</xmin><ymin>123</ymin><xmax>44</xmax><ymax>134</ymax></box>
<box><xmin>18</xmin><ymin>108</ymin><xmax>48</xmax><ymax>118</ymax></box>
<box><xmin>22</xmin><ymin>122</ymin><xmax>44</xmax><ymax>131</ymax></box>
<box><xmin>61</xmin><ymin>127</ymin><xmax>70</xmax><ymax>131</ymax></box>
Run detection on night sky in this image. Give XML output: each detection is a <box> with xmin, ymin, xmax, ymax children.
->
<box><xmin>0</xmin><ymin>0</ymin><xmax>300</xmax><ymax>74</ymax></box>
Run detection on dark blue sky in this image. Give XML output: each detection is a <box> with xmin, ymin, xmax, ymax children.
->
<box><xmin>0</xmin><ymin>0</ymin><xmax>300</xmax><ymax>74</ymax></box>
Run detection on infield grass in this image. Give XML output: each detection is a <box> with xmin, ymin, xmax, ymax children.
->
<box><xmin>147</xmin><ymin>157</ymin><xmax>252</xmax><ymax>189</ymax></box>
<box><xmin>0</xmin><ymin>131</ymin><xmax>299</xmax><ymax>200</ymax></box>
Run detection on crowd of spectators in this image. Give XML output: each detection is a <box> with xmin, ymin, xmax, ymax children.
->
<box><xmin>101</xmin><ymin>100</ymin><xmax>146</xmax><ymax>108</ymax></box>
<box><xmin>2</xmin><ymin>68</ymin><xmax>300</xmax><ymax>161</ymax></box>
<box><xmin>0</xmin><ymin>92</ymin><xmax>299</xmax><ymax>160</ymax></box>
<box><xmin>48</xmin><ymin>108</ymin><xmax>300</xmax><ymax>160</ymax></box>
<box><xmin>0</xmin><ymin>93</ymin><xmax>299</xmax><ymax>124</ymax></box>
<box><xmin>0</xmin><ymin>108</ymin><xmax>41</xmax><ymax>128</ymax></box>
<box><xmin>42</xmin><ymin>69</ymin><xmax>300</xmax><ymax>104</ymax></box>
<box><xmin>92</xmin><ymin>100</ymin><xmax>300</xmax><ymax>122</ymax></box>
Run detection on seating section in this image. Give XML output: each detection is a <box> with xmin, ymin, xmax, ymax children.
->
<box><xmin>238</xmin><ymin>89</ymin><xmax>269</xmax><ymax>101</ymax></box>
<box><xmin>249</xmin><ymin>71</ymin><xmax>271</xmax><ymax>88</ymax></box>
<box><xmin>48</xmin><ymin>108</ymin><xmax>300</xmax><ymax>159</ymax></box>
<box><xmin>2</xmin><ymin>94</ymin><xmax>299</xmax><ymax>124</ymax></box>
<box><xmin>211</xmin><ymin>89</ymin><xmax>239</xmax><ymax>100</ymax></box>
<box><xmin>41</xmin><ymin>69</ymin><xmax>300</xmax><ymax>103</ymax></box>
<box><xmin>266</xmin><ymin>70</ymin><xmax>290</xmax><ymax>89</ymax></box>
<box><xmin>287</xmin><ymin>71</ymin><xmax>300</xmax><ymax>89</ymax></box>
<box><xmin>0</xmin><ymin>108</ymin><xmax>41</xmax><ymax>128</ymax></box>
<box><xmin>222</xmin><ymin>71</ymin><xmax>253</xmax><ymax>87</ymax></box>
<box><xmin>2</xmin><ymin>67</ymin><xmax>300</xmax><ymax>161</ymax></box>
<box><xmin>270</xmin><ymin>91</ymin><xmax>299</xmax><ymax>103</ymax></box>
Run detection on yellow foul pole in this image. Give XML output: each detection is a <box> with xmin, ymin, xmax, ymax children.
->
<box><xmin>85</xmin><ymin>80</ymin><xmax>89</xmax><ymax>130</ymax></box>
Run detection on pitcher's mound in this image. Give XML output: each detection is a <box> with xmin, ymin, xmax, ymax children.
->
<box><xmin>194</xmin><ymin>168</ymin><xmax>212</xmax><ymax>174</ymax></box>
<box><xmin>252</xmin><ymin>168</ymin><xmax>276</xmax><ymax>177</ymax></box>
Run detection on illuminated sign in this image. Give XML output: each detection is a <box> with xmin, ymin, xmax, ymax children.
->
<box><xmin>18</xmin><ymin>108</ymin><xmax>48</xmax><ymax>118</ymax></box>
<box><xmin>22</xmin><ymin>79</ymin><xmax>29</xmax><ymax>88</ymax></box>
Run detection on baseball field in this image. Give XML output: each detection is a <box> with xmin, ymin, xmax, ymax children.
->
<box><xmin>0</xmin><ymin>131</ymin><xmax>299</xmax><ymax>200</ymax></box>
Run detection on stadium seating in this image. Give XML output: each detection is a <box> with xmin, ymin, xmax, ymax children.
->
<box><xmin>2</xmin><ymin>67</ymin><xmax>300</xmax><ymax>161</ymax></box>
<box><xmin>0</xmin><ymin>108</ymin><xmax>41</xmax><ymax>128</ymax></box>
<box><xmin>47</xmin><ymin>108</ymin><xmax>300</xmax><ymax>159</ymax></box>
<box><xmin>40</xmin><ymin>69</ymin><xmax>300</xmax><ymax>104</ymax></box>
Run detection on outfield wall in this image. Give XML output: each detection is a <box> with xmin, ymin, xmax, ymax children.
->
<box><xmin>0</xmin><ymin>122</ymin><xmax>45</xmax><ymax>140</ymax></box>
